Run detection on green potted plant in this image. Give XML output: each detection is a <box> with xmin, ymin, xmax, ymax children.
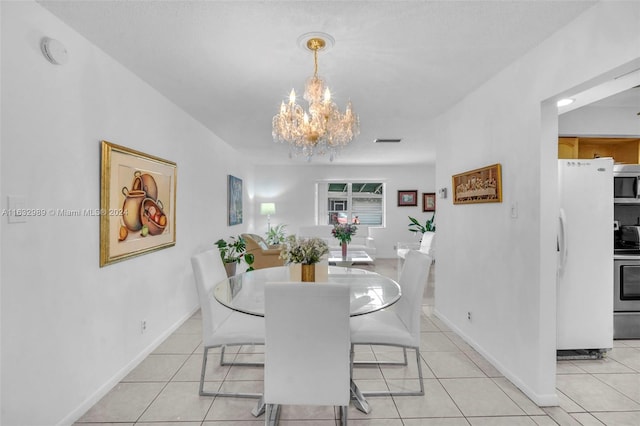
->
<box><xmin>215</xmin><ymin>235</ymin><xmax>255</xmax><ymax>277</ymax></box>
<box><xmin>265</xmin><ymin>223</ymin><xmax>287</xmax><ymax>246</ymax></box>
<box><xmin>408</xmin><ymin>214</ymin><xmax>436</xmax><ymax>235</ymax></box>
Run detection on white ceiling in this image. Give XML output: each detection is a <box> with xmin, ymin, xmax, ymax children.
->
<box><xmin>37</xmin><ymin>0</ymin><xmax>598</xmax><ymax>165</ymax></box>
<box><xmin>589</xmin><ymin>86</ymin><xmax>640</xmax><ymax>109</ymax></box>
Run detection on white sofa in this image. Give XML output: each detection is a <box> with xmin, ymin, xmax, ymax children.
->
<box><xmin>297</xmin><ymin>225</ymin><xmax>377</xmax><ymax>260</ymax></box>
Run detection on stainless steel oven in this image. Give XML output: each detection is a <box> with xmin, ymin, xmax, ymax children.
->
<box><xmin>613</xmin><ymin>257</ymin><xmax>640</xmax><ymax>338</ymax></box>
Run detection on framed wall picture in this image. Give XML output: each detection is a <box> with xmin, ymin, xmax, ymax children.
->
<box><xmin>423</xmin><ymin>192</ymin><xmax>436</xmax><ymax>212</ymax></box>
<box><xmin>100</xmin><ymin>140</ymin><xmax>177</xmax><ymax>267</ymax></box>
<box><xmin>452</xmin><ymin>163</ymin><xmax>502</xmax><ymax>205</ymax></box>
<box><xmin>397</xmin><ymin>190</ymin><xmax>418</xmax><ymax>206</ymax></box>
<box><xmin>227</xmin><ymin>174</ymin><xmax>243</xmax><ymax>226</ymax></box>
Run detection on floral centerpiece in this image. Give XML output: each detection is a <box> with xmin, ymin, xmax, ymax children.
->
<box><xmin>280</xmin><ymin>235</ymin><xmax>329</xmax><ymax>265</ymax></box>
<box><xmin>280</xmin><ymin>235</ymin><xmax>329</xmax><ymax>282</ymax></box>
<box><xmin>332</xmin><ymin>223</ymin><xmax>357</xmax><ymax>258</ymax></box>
<box><xmin>332</xmin><ymin>223</ymin><xmax>357</xmax><ymax>243</ymax></box>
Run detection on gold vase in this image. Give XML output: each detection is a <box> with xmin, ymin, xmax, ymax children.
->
<box><xmin>301</xmin><ymin>264</ymin><xmax>315</xmax><ymax>282</ymax></box>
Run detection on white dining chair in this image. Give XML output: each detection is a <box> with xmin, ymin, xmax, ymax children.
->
<box><xmin>350</xmin><ymin>249</ymin><xmax>432</xmax><ymax>396</ymax></box>
<box><xmin>263</xmin><ymin>281</ymin><xmax>350</xmax><ymax>425</ymax></box>
<box><xmin>191</xmin><ymin>249</ymin><xmax>265</xmax><ymax>398</ymax></box>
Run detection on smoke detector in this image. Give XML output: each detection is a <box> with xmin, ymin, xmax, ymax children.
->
<box><xmin>41</xmin><ymin>37</ymin><xmax>68</xmax><ymax>65</ymax></box>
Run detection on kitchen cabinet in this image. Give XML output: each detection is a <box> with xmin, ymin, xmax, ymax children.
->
<box><xmin>559</xmin><ymin>137</ymin><xmax>640</xmax><ymax>164</ymax></box>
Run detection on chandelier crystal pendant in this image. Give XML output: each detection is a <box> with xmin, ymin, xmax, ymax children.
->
<box><xmin>272</xmin><ymin>36</ymin><xmax>359</xmax><ymax>161</ymax></box>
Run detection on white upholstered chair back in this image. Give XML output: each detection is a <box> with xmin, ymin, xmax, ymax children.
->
<box><xmin>191</xmin><ymin>249</ymin><xmax>232</xmax><ymax>346</ymax></box>
<box><xmin>419</xmin><ymin>231</ymin><xmax>436</xmax><ymax>258</ymax></box>
<box><xmin>264</xmin><ymin>281</ymin><xmax>350</xmax><ymax>408</ymax></box>
<box><xmin>191</xmin><ymin>249</ymin><xmax>264</xmax><ymax>398</ymax></box>
<box><xmin>395</xmin><ymin>250</ymin><xmax>432</xmax><ymax>343</ymax></box>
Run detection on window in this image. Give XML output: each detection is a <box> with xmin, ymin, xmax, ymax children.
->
<box><xmin>317</xmin><ymin>182</ymin><xmax>384</xmax><ymax>226</ymax></box>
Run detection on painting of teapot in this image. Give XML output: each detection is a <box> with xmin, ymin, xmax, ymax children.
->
<box><xmin>120</xmin><ymin>171</ymin><xmax>168</xmax><ymax>239</ymax></box>
<box><xmin>100</xmin><ymin>140</ymin><xmax>177</xmax><ymax>268</ymax></box>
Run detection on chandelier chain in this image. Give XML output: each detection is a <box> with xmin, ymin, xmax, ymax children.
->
<box><xmin>313</xmin><ymin>48</ymin><xmax>319</xmax><ymax>78</ymax></box>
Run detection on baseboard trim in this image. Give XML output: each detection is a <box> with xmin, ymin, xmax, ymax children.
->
<box><xmin>57</xmin><ymin>305</ymin><xmax>200</xmax><ymax>426</ymax></box>
<box><xmin>433</xmin><ymin>307</ymin><xmax>559</xmax><ymax>407</ymax></box>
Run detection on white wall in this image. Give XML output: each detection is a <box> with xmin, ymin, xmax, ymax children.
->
<box><xmin>0</xmin><ymin>2</ymin><xmax>253</xmax><ymax>424</ymax></box>
<box><xmin>559</xmin><ymin>105</ymin><xmax>640</xmax><ymax>136</ymax></box>
<box><xmin>433</xmin><ymin>1</ymin><xmax>640</xmax><ymax>406</ymax></box>
<box><xmin>252</xmin><ymin>164</ymin><xmax>435</xmax><ymax>258</ymax></box>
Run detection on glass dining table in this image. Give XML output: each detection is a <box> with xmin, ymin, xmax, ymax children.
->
<box><xmin>212</xmin><ymin>265</ymin><xmax>402</xmax><ymax>415</ymax></box>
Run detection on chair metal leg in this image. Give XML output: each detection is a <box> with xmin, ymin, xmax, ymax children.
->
<box><xmin>219</xmin><ymin>345</ymin><xmax>226</xmax><ymax>365</ymax></box>
<box><xmin>219</xmin><ymin>344</ymin><xmax>264</xmax><ymax>367</ymax></box>
<box><xmin>415</xmin><ymin>346</ymin><xmax>425</xmax><ymax>395</ymax></box>
<box><xmin>349</xmin><ymin>344</ymin><xmax>355</xmax><ymax>382</ymax></box>
<box><xmin>353</xmin><ymin>344</ymin><xmax>425</xmax><ymax>397</ymax></box>
<box><xmin>339</xmin><ymin>405</ymin><xmax>348</xmax><ymax>425</ymax></box>
<box><xmin>349</xmin><ymin>345</ymin><xmax>370</xmax><ymax>414</ymax></box>
<box><xmin>199</xmin><ymin>346</ymin><xmax>262</xmax><ymax>398</ymax></box>
<box><xmin>198</xmin><ymin>345</ymin><xmax>210</xmax><ymax>396</ymax></box>
<box><xmin>353</xmin><ymin>346</ymin><xmax>408</xmax><ymax>367</ymax></box>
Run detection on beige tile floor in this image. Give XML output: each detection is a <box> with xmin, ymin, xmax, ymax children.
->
<box><xmin>76</xmin><ymin>259</ymin><xmax>640</xmax><ymax>425</ymax></box>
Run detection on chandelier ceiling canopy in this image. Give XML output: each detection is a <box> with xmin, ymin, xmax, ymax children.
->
<box><xmin>272</xmin><ymin>33</ymin><xmax>359</xmax><ymax>162</ymax></box>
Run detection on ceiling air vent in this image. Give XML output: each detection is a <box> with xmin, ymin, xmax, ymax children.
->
<box><xmin>374</xmin><ymin>138</ymin><xmax>402</xmax><ymax>143</ymax></box>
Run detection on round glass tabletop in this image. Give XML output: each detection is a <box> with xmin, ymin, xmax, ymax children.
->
<box><xmin>213</xmin><ymin>265</ymin><xmax>401</xmax><ymax>317</ymax></box>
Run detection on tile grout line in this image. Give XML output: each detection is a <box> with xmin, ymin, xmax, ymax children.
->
<box><xmin>134</xmin><ymin>337</ymin><xmax>209</xmax><ymax>425</ymax></box>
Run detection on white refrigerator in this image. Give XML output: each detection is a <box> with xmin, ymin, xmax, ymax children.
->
<box><xmin>557</xmin><ymin>158</ymin><xmax>613</xmax><ymax>351</ymax></box>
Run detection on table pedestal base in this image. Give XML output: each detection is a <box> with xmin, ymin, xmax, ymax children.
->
<box><xmin>251</xmin><ymin>397</ymin><xmax>265</xmax><ymax>417</ymax></box>
<box><xmin>350</xmin><ymin>380</ymin><xmax>371</xmax><ymax>413</ymax></box>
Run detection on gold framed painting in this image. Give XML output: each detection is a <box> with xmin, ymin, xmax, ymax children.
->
<box><xmin>100</xmin><ymin>140</ymin><xmax>177</xmax><ymax>267</ymax></box>
<box><xmin>452</xmin><ymin>163</ymin><xmax>502</xmax><ymax>205</ymax></box>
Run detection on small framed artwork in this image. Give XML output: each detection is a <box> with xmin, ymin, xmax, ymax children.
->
<box><xmin>397</xmin><ymin>190</ymin><xmax>418</xmax><ymax>206</ymax></box>
<box><xmin>100</xmin><ymin>140</ymin><xmax>177</xmax><ymax>267</ymax></box>
<box><xmin>452</xmin><ymin>163</ymin><xmax>502</xmax><ymax>205</ymax></box>
<box><xmin>423</xmin><ymin>192</ymin><xmax>436</xmax><ymax>212</ymax></box>
<box><xmin>227</xmin><ymin>175</ymin><xmax>243</xmax><ymax>226</ymax></box>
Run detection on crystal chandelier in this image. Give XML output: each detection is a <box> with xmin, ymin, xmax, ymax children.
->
<box><xmin>272</xmin><ymin>36</ymin><xmax>359</xmax><ymax>161</ymax></box>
